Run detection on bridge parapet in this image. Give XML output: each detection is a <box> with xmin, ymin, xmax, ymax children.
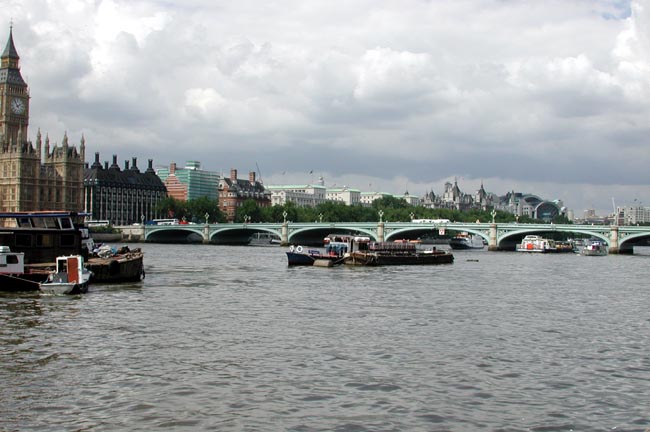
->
<box><xmin>121</xmin><ymin>222</ymin><xmax>650</xmax><ymax>253</ymax></box>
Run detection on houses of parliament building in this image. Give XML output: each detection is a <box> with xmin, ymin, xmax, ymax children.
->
<box><xmin>0</xmin><ymin>26</ymin><xmax>85</xmax><ymax>214</ymax></box>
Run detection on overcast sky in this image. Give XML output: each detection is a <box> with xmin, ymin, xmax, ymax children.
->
<box><xmin>3</xmin><ymin>0</ymin><xmax>649</xmax><ymax>216</ymax></box>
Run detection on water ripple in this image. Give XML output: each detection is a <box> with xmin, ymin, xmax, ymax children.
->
<box><xmin>2</xmin><ymin>246</ymin><xmax>650</xmax><ymax>431</ymax></box>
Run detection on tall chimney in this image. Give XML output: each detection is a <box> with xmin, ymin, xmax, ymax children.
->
<box><xmin>230</xmin><ymin>168</ymin><xmax>237</xmax><ymax>181</ymax></box>
<box><xmin>91</xmin><ymin>152</ymin><xmax>102</xmax><ymax>169</ymax></box>
<box><xmin>110</xmin><ymin>154</ymin><xmax>119</xmax><ymax>170</ymax></box>
<box><xmin>249</xmin><ymin>171</ymin><xmax>256</xmax><ymax>184</ymax></box>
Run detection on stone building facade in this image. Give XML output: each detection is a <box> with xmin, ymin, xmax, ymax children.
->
<box><xmin>0</xmin><ymin>27</ymin><xmax>84</xmax><ymax>215</ymax></box>
<box><xmin>84</xmin><ymin>153</ymin><xmax>167</xmax><ymax>225</ymax></box>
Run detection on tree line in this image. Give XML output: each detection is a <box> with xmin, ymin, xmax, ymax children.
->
<box><xmin>155</xmin><ymin>196</ymin><xmax>571</xmax><ymax>224</ymax></box>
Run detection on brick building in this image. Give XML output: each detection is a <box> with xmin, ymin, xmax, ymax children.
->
<box><xmin>218</xmin><ymin>169</ymin><xmax>270</xmax><ymax>221</ymax></box>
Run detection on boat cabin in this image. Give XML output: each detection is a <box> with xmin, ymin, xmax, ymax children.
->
<box><xmin>324</xmin><ymin>234</ymin><xmax>371</xmax><ymax>254</ymax></box>
<box><xmin>0</xmin><ymin>212</ymin><xmax>88</xmax><ymax>264</ymax></box>
<box><xmin>0</xmin><ymin>246</ymin><xmax>26</xmax><ymax>274</ymax></box>
<box><xmin>49</xmin><ymin>256</ymin><xmax>84</xmax><ymax>284</ymax></box>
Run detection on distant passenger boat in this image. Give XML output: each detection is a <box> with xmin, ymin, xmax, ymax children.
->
<box><xmin>286</xmin><ymin>235</ymin><xmax>349</xmax><ymax>267</ymax></box>
<box><xmin>449</xmin><ymin>233</ymin><xmax>484</xmax><ymax>250</ymax></box>
<box><xmin>249</xmin><ymin>232</ymin><xmax>281</xmax><ymax>246</ymax></box>
<box><xmin>516</xmin><ymin>235</ymin><xmax>556</xmax><ymax>253</ymax></box>
<box><xmin>581</xmin><ymin>239</ymin><xmax>608</xmax><ymax>256</ymax></box>
<box><xmin>340</xmin><ymin>236</ymin><xmax>454</xmax><ymax>266</ymax></box>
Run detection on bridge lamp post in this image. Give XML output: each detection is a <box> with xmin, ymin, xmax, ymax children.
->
<box><xmin>378</xmin><ymin>210</ymin><xmax>384</xmax><ymax>223</ymax></box>
<box><xmin>282</xmin><ymin>211</ymin><xmax>288</xmax><ymax>223</ymax></box>
<box><xmin>319</xmin><ymin>213</ymin><xmax>323</xmax><ymax>223</ymax></box>
<box><xmin>491</xmin><ymin>209</ymin><xmax>497</xmax><ymax>224</ymax></box>
<box><xmin>410</xmin><ymin>212</ymin><xmax>414</xmax><ymax>221</ymax></box>
<box><xmin>204</xmin><ymin>213</ymin><xmax>209</xmax><ymax>224</ymax></box>
<box><xmin>140</xmin><ymin>214</ymin><xmax>144</xmax><ymax>225</ymax></box>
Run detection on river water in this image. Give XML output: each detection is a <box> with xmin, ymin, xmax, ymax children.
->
<box><xmin>1</xmin><ymin>244</ymin><xmax>649</xmax><ymax>431</ymax></box>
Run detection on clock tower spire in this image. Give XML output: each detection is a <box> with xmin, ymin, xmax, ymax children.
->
<box><xmin>0</xmin><ymin>24</ymin><xmax>29</xmax><ymax>146</ymax></box>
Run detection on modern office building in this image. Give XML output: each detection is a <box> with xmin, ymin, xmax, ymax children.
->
<box><xmin>83</xmin><ymin>153</ymin><xmax>167</xmax><ymax>225</ymax></box>
<box><xmin>155</xmin><ymin>161</ymin><xmax>220</xmax><ymax>201</ymax></box>
<box><xmin>0</xmin><ymin>27</ymin><xmax>85</xmax><ymax>216</ymax></box>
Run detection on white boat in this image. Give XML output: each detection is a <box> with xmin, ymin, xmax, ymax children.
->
<box><xmin>581</xmin><ymin>239</ymin><xmax>608</xmax><ymax>256</ymax></box>
<box><xmin>0</xmin><ymin>246</ymin><xmax>44</xmax><ymax>290</ymax></box>
<box><xmin>248</xmin><ymin>232</ymin><xmax>281</xmax><ymax>246</ymax></box>
<box><xmin>39</xmin><ymin>255</ymin><xmax>92</xmax><ymax>295</ymax></box>
<box><xmin>516</xmin><ymin>235</ymin><xmax>556</xmax><ymax>253</ymax></box>
<box><xmin>449</xmin><ymin>233</ymin><xmax>484</xmax><ymax>250</ymax></box>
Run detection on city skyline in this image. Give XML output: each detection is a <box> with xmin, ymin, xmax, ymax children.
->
<box><xmin>2</xmin><ymin>0</ymin><xmax>648</xmax><ymax>216</ymax></box>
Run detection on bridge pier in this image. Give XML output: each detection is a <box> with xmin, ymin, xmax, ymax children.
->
<box><xmin>203</xmin><ymin>224</ymin><xmax>210</xmax><ymax>244</ymax></box>
<box><xmin>281</xmin><ymin>222</ymin><xmax>289</xmax><ymax>246</ymax></box>
<box><xmin>488</xmin><ymin>223</ymin><xmax>498</xmax><ymax>251</ymax></box>
<box><xmin>377</xmin><ymin>222</ymin><xmax>385</xmax><ymax>242</ymax></box>
<box><xmin>609</xmin><ymin>225</ymin><xmax>619</xmax><ymax>254</ymax></box>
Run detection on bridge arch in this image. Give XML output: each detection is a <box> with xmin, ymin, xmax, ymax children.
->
<box><xmin>145</xmin><ymin>226</ymin><xmax>204</xmax><ymax>242</ymax></box>
<box><xmin>209</xmin><ymin>226</ymin><xmax>282</xmax><ymax>244</ymax></box>
<box><xmin>618</xmin><ymin>232</ymin><xmax>650</xmax><ymax>252</ymax></box>
<box><xmin>288</xmin><ymin>225</ymin><xmax>378</xmax><ymax>243</ymax></box>
<box><xmin>498</xmin><ymin>227</ymin><xmax>610</xmax><ymax>249</ymax></box>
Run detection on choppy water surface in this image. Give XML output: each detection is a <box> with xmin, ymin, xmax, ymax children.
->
<box><xmin>1</xmin><ymin>245</ymin><xmax>650</xmax><ymax>431</ymax></box>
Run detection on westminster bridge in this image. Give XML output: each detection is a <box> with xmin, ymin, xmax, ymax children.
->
<box><xmin>118</xmin><ymin>221</ymin><xmax>650</xmax><ymax>254</ymax></box>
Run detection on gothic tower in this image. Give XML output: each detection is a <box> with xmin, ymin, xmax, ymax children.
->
<box><xmin>0</xmin><ymin>26</ymin><xmax>84</xmax><ymax>213</ymax></box>
<box><xmin>0</xmin><ymin>24</ymin><xmax>29</xmax><ymax>146</ymax></box>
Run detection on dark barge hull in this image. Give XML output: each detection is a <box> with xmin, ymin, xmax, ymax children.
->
<box><xmin>87</xmin><ymin>252</ymin><xmax>145</xmax><ymax>283</ymax></box>
<box><xmin>0</xmin><ymin>274</ymin><xmax>42</xmax><ymax>291</ymax></box>
<box><xmin>345</xmin><ymin>252</ymin><xmax>454</xmax><ymax>266</ymax></box>
<box><xmin>286</xmin><ymin>252</ymin><xmax>345</xmax><ymax>267</ymax></box>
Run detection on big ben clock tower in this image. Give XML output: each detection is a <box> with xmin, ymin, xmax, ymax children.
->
<box><xmin>0</xmin><ymin>24</ymin><xmax>29</xmax><ymax>146</ymax></box>
<box><xmin>0</xmin><ymin>26</ymin><xmax>85</xmax><ymax>214</ymax></box>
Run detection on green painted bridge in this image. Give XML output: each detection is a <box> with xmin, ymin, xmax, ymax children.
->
<box><xmin>118</xmin><ymin>221</ymin><xmax>650</xmax><ymax>254</ymax></box>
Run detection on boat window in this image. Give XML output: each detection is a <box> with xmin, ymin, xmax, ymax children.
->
<box><xmin>17</xmin><ymin>217</ymin><xmax>33</xmax><ymax>228</ymax></box>
<box><xmin>6</xmin><ymin>255</ymin><xmax>19</xmax><ymax>264</ymax></box>
<box><xmin>32</xmin><ymin>218</ymin><xmax>47</xmax><ymax>228</ymax></box>
<box><xmin>59</xmin><ymin>218</ymin><xmax>73</xmax><ymax>229</ymax></box>
<box><xmin>15</xmin><ymin>234</ymin><xmax>31</xmax><ymax>247</ymax></box>
<box><xmin>36</xmin><ymin>234</ymin><xmax>54</xmax><ymax>247</ymax></box>
<box><xmin>60</xmin><ymin>234</ymin><xmax>76</xmax><ymax>247</ymax></box>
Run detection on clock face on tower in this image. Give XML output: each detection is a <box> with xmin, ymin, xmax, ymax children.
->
<box><xmin>11</xmin><ymin>98</ymin><xmax>26</xmax><ymax>115</ymax></box>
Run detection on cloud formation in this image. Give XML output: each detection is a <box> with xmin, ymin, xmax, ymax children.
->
<box><xmin>3</xmin><ymin>0</ymin><xmax>649</xmax><ymax>215</ymax></box>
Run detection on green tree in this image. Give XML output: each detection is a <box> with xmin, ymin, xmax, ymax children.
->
<box><xmin>235</xmin><ymin>199</ymin><xmax>264</xmax><ymax>222</ymax></box>
<box><xmin>372</xmin><ymin>196</ymin><xmax>410</xmax><ymax>210</ymax></box>
<box><xmin>187</xmin><ymin>197</ymin><xmax>225</xmax><ymax>223</ymax></box>
<box><xmin>156</xmin><ymin>197</ymin><xmax>187</xmax><ymax>221</ymax></box>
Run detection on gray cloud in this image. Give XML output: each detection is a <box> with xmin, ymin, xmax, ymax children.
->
<box><xmin>3</xmin><ymin>0</ymin><xmax>649</xmax><ymax>215</ymax></box>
